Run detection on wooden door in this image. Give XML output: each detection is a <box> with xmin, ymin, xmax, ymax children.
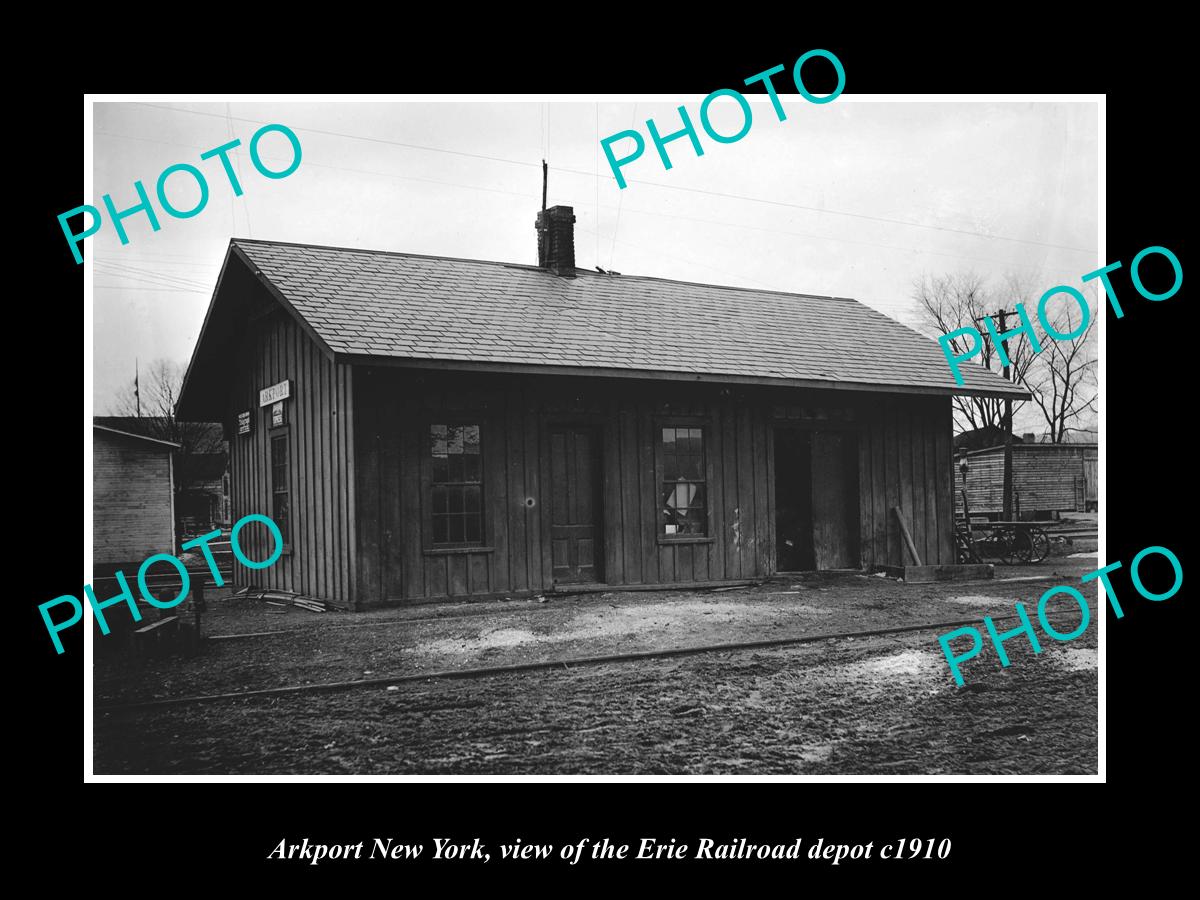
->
<box><xmin>1082</xmin><ymin>452</ymin><xmax>1097</xmax><ymax>510</ymax></box>
<box><xmin>811</xmin><ymin>430</ymin><xmax>861</xmax><ymax>569</ymax></box>
<box><xmin>549</xmin><ymin>427</ymin><xmax>602</xmax><ymax>584</ymax></box>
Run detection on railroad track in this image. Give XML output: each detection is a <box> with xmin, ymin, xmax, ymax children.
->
<box><xmin>96</xmin><ymin>607</ymin><xmax>1087</xmax><ymax>715</ymax></box>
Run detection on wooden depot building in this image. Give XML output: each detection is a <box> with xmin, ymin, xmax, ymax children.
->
<box><xmin>177</xmin><ymin>206</ymin><xmax>1027</xmax><ymax>609</ymax></box>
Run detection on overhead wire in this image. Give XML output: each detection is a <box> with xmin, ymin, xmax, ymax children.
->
<box><xmin>94</xmin><ymin>285</ymin><xmax>209</xmax><ymax>293</ymax></box>
<box><xmin>93</xmin><ymin>271</ymin><xmax>211</xmax><ymax>294</ymax></box>
<box><xmin>594</xmin><ymin>102</ymin><xmax>599</xmax><ymax>266</ymax></box>
<box><xmin>94</xmin><ymin>129</ymin><xmax>1060</xmax><ymax>277</ymax></box>
<box><xmin>575</xmin><ymin>223</ymin><xmax>778</xmax><ymax>291</ymax></box>
<box><xmin>128</xmin><ymin>102</ymin><xmax>1094</xmax><ymax>255</ymax></box>
<box><xmin>608</xmin><ymin>102</ymin><xmax>637</xmax><ymax>271</ymax></box>
<box><xmin>94</xmin><ymin>260</ymin><xmax>212</xmax><ymax>289</ymax></box>
<box><xmin>226</xmin><ymin>102</ymin><xmax>251</xmax><ymax>238</ymax></box>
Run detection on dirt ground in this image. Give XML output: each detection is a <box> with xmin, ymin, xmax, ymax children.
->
<box><xmin>92</xmin><ymin>557</ymin><xmax>1100</xmax><ymax>775</ymax></box>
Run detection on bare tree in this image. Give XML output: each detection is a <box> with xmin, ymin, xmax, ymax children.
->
<box><xmin>1023</xmin><ymin>291</ymin><xmax>1098</xmax><ymax>443</ymax></box>
<box><xmin>914</xmin><ymin>271</ymin><xmax>1098</xmax><ymax>443</ymax></box>
<box><xmin>107</xmin><ymin>359</ymin><xmax>224</xmax><ymax>454</ymax></box>
<box><xmin>912</xmin><ymin>272</ymin><xmax>1036</xmax><ymax>435</ymax></box>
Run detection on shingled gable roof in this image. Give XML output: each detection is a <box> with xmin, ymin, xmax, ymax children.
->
<box><xmin>178</xmin><ymin>237</ymin><xmax>1028</xmax><ymax>418</ymax></box>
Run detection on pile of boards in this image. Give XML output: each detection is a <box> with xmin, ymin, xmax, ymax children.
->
<box><xmin>232</xmin><ymin>586</ymin><xmax>346</xmax><ymax>613</ymax></box>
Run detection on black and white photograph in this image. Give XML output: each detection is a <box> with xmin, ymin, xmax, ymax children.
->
<box><xmin>82</xmin><ymin>93</ymin><xmax>1104</xmax><ymax>777</ymax></box>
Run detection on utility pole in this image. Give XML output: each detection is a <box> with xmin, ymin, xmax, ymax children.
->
<box><xmin>973</xmin><ymin>309</ymin><xmax>1015</xmax><ymax>521</ymax></box>
<box><xmin>997</xmin><ymin>309</ymin><xmax>1014</xmax><ymax>522</ymax></box>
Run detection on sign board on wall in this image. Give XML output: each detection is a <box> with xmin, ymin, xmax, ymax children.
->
<box><xmin>271</xmin><ymin>401</ymin><xmax>286</xmax><ymax>427</ymax></box>
<box><xmin>237</xmin><ymin>411</ymin><xmax>251</xmax><ymax>435</ymax></box>
<box><xmin>259</xmin><ymin>380</ymin><xmax>291</xmax><ymax>407</ymax></box>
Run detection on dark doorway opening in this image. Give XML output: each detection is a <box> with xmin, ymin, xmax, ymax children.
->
<box><xmin>774</xmin><ymin>428</ymin><xmax>814</xmax><ymax>571</ymax></box>
<box><xmin>549</xmin><ymin>426</ymin><xmax>603</xmax><ymax>584</ymax></box>
<box><xmin>774</xmin><ymin>427</ymin><xmax>861</xmax><ymax>571</ymax></box>
<box><xmin>811</xmin><ymin>430</ymin><xmax>861</xmax><ymax>569</ymax></box>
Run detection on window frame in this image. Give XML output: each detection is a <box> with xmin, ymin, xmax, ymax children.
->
<box><xmin>655</xmin><ymin>416</ymin><xmax>714</xmax><ymax>544</ymax></box>
<box><xmin>268</xmin><ymin>428</ymin><xmax>293</xmax><ymax>554</ymax></box>
<box><xmin>421</xmin><ymin>418</ymin><xmax>489</xmax><ymax>553</ymax></box>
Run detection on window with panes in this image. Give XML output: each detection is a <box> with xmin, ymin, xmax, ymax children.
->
<box><xmin>429</xmin><ymin>424</ymin><xmax>483</xmax><ymax>546</ymax></box>
<box><xmin>270</xmin><ymin>434</ymin><xmax>290</xmax><ymax>545</ymax></box>
<box><xmin>660</xmin><ymin>426</ymin><xmax>707</xmax><ymax>536</ymax></box>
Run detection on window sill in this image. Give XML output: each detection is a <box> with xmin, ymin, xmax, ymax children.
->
<box><xmin>423</xmin><ymin>546</ymin><xmax>496</xmax><ymax>556</ymax></box>
<box><xmin>657</xmin><ymin>536</ymin><xmax>714</xmax><ymax>545</ymax></box>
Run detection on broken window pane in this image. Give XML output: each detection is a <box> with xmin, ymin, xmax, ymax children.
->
<box><xmin>661</xmin><ymin>425</ymin><xmax>707</xmax><ymax>536</ymax></box>
<box><xmin>430</xmin><ymin>424</ymin><xmax>448</xmax><ymax>458</ymax></box>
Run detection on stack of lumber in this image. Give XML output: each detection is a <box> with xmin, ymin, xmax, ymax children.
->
<box><xmin>231</xmin><ymin>586</ymin><xmax>346</xmax><ymax>612</ymax></box>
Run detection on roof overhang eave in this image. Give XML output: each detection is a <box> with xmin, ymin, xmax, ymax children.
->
<box><xmin>332</xmin><ymin>352</ymin><xmax>1033</xmax><ymax>400</ymax></box>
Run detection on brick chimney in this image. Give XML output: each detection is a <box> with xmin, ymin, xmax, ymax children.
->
<box><xmin>535</xmin><ymin>205</ymin><xmax>576</xmax><ymax>277</ymax></box>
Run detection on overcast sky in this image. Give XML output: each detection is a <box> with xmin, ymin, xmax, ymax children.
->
<box><xmin>90</xmin><ymin>98</ymin><xmax>1098</xmax><ymax>432</ymax></box>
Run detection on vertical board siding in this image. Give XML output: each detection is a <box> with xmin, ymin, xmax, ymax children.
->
<box><xmin>898</xmin><ymin>412</ymin><xmax>915</xmax><ymax>562</ymax></box>
<box><xmin>355</xmin><ymin>371</ymin><xmax>382</xmax><ymax>604</ymax></box>
<box><xmin>870</xmin><ymin>403</ymin><xmax>888</xmax><ymax>566</ymax></box>
<box><xmin>504</xmin><ymin>396</ymin><xmax>524</xmax><ymax>591</ymax></box>
<box><xmin>225</xmin><ymin>298</ymin><xmax>355</xmax><ymax>606</ymax></box>
<box><xmin>936</xmin><ymin>402</ymin><xmax>954</xmax><ymax>564</ymax></box>
<box><xmin>618</xmin><ymin>404</ymin><xmax>641</xmax><ymax>584</ymax></box>
<box><xmin>601</xmin><ymin>401</ymin><xmax>621</xmax><ymax>584</ymax></box>
<box><xmin>883</xmin><ymin>404</ymin><xmax>900</xmax><ymax>565</ymax></box>
<box><xmin>380</xmin><ymin>386</ymin><xmax>403</xmax><ymax>599</ymax></box>
<box><xmin>490</xmin><ymin>407</ymin><xmax>510</xmax><ymax>593</ymax></box>
<box><xmin>855</xmin><ymin>396</ymin><xmax>955</xmax><ymax>570</ymax></box>
<box><xmin>921</xmin><ymin>404</ymin><xmax>938</xmax><ymax>566</ymax></box>
<box><xmin>523</xmin><ymin>388</ymin><xmax>542</xmax><ymax>592</ymax></box>
<box><xmin>339</xmin><ymin>366</ymin><xmax>354</xmax><ymax>599</ymax></box>
<box><xmin>858</xmin><ymin>423</ymin><xmax>874</xmax><ymax>569</ymax></box>
<box><xmin>735</xmin><ymin>404</ymin><xmax>755</xmax><ymax>579</ymax></box>
<box><xmin>399</xmin><ymin>406</ymin><xmax>423</xmax><ymax>601</ymax></box>
<box><xmin>721</xmin><ymin>397</ymin><xmax>740</xmax><ymax>579</ymax></box>
<box><xmin>637</xmin><ymin>399</ymin><xmax>659</xmax><ymax>586</ymax></box>
<box><xmin>707</xmin><ymin>402</ymin><xmax>725</xmax><ymax>583</ymax></box>
<box><xmin>342</xmin><ymin>371</ymin><xmax>958</xmax><ymax>606</ymax></box>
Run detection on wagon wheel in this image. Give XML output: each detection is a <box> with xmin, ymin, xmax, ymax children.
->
<box><xmin>979</xmin><ymin>528</ymin><xmax>1008</xmax><ymax>564</ymax></box>
<box><xmin>974</xmin><ymin>529</ymin><xmax>1000</xmax><ymax>563</ymax></box>
<box><xmin>955</xmin><ymin>530</ymin><xmax>982</xmax><ymax>564</ymax></box>
<box><xmin>1026</xmin><ymin>527</ymin><xmax>1051</xmax><ymax>564</ymax></box>
<box><xmin>993</xmin><ymin>527</ymin><xmax>1015</xmax><ymax>564</ymax></box>
<box><xmin>967</xmin><ymin>537</ymin><xmax>984</xmax><ymax>564</ymax></box>
<box><xmin>954</xmin><ymin>532</ymin><xmax>970</xmax><ymax>564</ymax></box>
<box><xmin>991</xmin><ymin>527</ymin><xmax>1025</xmax><ymax>564</ymax></box>
<box><xmin>1004</xmin><ymin>528</ymin><xmax>1035</xmax><ymax>564</ymax></box>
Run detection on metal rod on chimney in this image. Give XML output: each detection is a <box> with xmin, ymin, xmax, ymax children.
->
<box><xmin>542</xmin><ymin>160</ymin><xmax>548</xmax><ymax>211</ymax></box>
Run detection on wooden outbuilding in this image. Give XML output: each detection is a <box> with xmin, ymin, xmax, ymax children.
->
<box><xmin>961</xmin><ymin>442</ymin><xmax>1098</xmax><ymax>516</ymax></box>
<box><xmin>93</xmin><ymin>423</ymin><xmax>180</xmax><ymax>574</ymax></box>
<box><xmin>177</xmin><ymin>206</ymin><xmax>1026</xmax><ymax>608</ymax></box>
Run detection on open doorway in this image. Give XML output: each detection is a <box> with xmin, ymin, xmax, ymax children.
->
<box><xmin>774</xmin><ymin>428</ymin><xmax>814</xmax><ymax>571</ymax></box>
<box><xmin>774</xmin><ymin>427</ymin><xmax>861</xmax><ymax>571</ymax></box>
